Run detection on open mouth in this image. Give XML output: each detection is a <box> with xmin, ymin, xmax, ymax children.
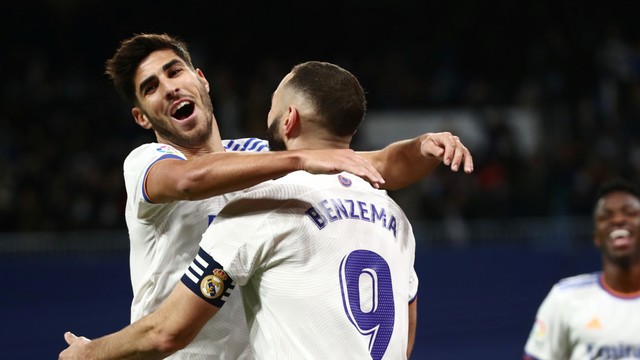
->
<box><xmin>172</xmin><ymin>100</ymin><xmax>195</xmax><ymax>120</ymax></box>
<box><xmin>609</xmin><ymin>228</ymin><xmax>631</xmax><ymax>247</ymax></box>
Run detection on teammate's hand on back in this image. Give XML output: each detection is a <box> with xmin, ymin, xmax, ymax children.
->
<box><xmin>298</xmin><ymin>149</ymin><xmax>385</xmax><ymax>188</ymax></box>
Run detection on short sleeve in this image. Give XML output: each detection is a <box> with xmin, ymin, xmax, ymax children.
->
<box><xmin>523</xmin><ymin>285</ymin><xmax>569</xmax><ymax>360</ymax></box>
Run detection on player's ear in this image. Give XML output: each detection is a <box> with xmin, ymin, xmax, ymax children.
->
<box><xmin>196</xmin><ymin>68</ymin><xmax>210</xmax><ymax>92</ymax></box>
<box><xmin>132</xmin><ymin>108</ymin><xmax>152</xmax><ymax>129</ymax></box>
<box><xmin>284</xmin><ymin>106</ymin><xmax>299</xmax><ymax>137</ymax></box>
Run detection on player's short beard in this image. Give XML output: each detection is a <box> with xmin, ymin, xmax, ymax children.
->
<box><xmin>266</xmin><ymin>117</ymin><xmax>286</xmax><ymax>151</ymax></box>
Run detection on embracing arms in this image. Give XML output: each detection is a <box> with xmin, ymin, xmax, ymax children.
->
<box><xmin>59</xmin><ymin>283</ymin><xmax>214</xmax><ymax>360</ymax></box>
<box><xmin>146</xmin><ymin>132</ymin><xmax>473</xmax><ymax>203</ymax></box>
<box><xmin>360</xmin><ymin>132</ymin><xmax>473</xmax><ymax>190</ymax></box>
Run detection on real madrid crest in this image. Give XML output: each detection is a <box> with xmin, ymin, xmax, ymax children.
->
<box><xmin>199</xmin><ymin>268</ymin><xmax>228</xmax><ymax>299</ymax></box>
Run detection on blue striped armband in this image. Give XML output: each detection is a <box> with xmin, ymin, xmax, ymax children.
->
<box><xmin>181</xmin><ymin>248</ymin><xmax>236</xmax><ymax>308</ymax></box>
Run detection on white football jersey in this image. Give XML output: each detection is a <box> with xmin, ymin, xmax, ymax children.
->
<box><xmin>524</xmin><ymin>272</ymin><xmax>640</xmax><ymax>360</ymax></box>
<box><xmin>123</xmin><ymin>138</ymin><xmax>268</xmax><ymax>360</ymax></box>
<box><xmin>183</xmin><ymin>171</ymin><xmax>418</xmax><ymax>360</ymax></box>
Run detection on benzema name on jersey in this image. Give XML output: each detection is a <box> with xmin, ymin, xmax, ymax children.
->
<box><xmin>305</xmin><ymin>198</ymin><xmax>398</xmax><ymax>237</ymax></box>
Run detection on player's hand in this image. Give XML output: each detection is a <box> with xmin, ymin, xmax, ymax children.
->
<box><xmin>58</xmin><ymin>332</ymin><xmax>91</xmax><ymax>359</ymax></box>
<box><xmin>299</xmin><ymin>149</ymin><xmax>385</xmax><ymax>188</ymax></box>
<box><xmin>421</xmin><ymin>132</ymin><xmax>474</xmax><ymax>173</ymax></box>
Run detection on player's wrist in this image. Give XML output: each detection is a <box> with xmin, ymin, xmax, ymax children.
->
<box><xmin>418</xmin><ymin>133</ymin><xmax>433</xmax><ymax>147</ymax></box>
<box><xmin>276</xmin><ymin>149</ymin><xmax>306</xmax><ymax>171</ymax></box>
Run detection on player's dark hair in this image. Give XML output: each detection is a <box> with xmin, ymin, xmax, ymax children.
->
<box><xmin>105</xmin><ymin>33</ymin><xmax>194</xmax><ymax>105</ymax></box>
<box><xmin>288</xmin><ymin>61</ymin><xmax>366</xmax><ymax>137</ymax></box>
<box><xmin>593</xmin><ymin>177</ymin><xmax>640</xmax><ymax>209</ymax></box>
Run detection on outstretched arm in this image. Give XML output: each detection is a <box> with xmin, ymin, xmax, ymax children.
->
<box><xmin>59</xmin><ymin>284</ymin><xmax>216</xmax><ymax>360</ymax></box>
<box><xmin>147</xmin><ymin>148</ymin><xmax>385</xmax><ymax>203</ymax></box>
<box><xmin>358</xmin><ymin>132</ymin><xmax>473</xmax><ymax>190</ymax></box>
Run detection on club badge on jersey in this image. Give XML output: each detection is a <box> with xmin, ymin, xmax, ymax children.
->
<box><xmin>181</xmin><ymin>248</ymin><xmax>236</xmax><ymax>307</ymax></box>
<box><xmin>200</xmin><ymin>269</ymin><xmax>229</xmax><ymax>300</ymax></box>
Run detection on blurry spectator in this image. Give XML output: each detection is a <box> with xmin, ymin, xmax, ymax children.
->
<box><xmin>3</xmin><ymin>1</ymin><xmax>640</xmax><ymax>238</ymax></box>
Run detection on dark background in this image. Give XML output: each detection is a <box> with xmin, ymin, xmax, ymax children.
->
<box><xmin>3</xmin><ymin>0</ymin><xmax>640</xmax><ymax>232</ymax></box>
<box><xmin>2</xmin><ymin>0</ymin><xmax>640</xmax><ymax>358</ymax></box>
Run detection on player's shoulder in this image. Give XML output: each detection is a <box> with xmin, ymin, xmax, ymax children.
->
<box><xmin>235</xmin><ymin>171</ymin><xmax>387</xmax><ymax>201</ymax></box>
<box><xmin>124</xmin><ymin>143</ymin><xmax>186</xmax><ymax>173</ymax></box>
<box><xmin>279</xmin><ymin>171</ymin><xmax>379</xmax><ymax>188</ymax></box>
<box><xmin>124</xmin><ymin>142</ymin><xmax>152</xmax><ymax>161</ymax></box>
<box><xmin>230</xmin><ymin>171</ymin><xmax>349</xmax><ymax>200</ymax></box>
<box><xmin>222</xmin><ymin>138</ymin><xmax>269</xmax><ymax>152</ymax></box>
<box><xmin>125</xmin><ymin>143</ymin><xmax>184</xmax><ymax>162</ymax></box>
<box><xmin>554</xmin><ymin>271</ymin><xmax>600</xmax><ymax>292</ymax></box>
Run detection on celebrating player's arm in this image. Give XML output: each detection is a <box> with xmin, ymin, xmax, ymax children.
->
<box><xmin>143</xmin><ymin>148</ymin><xmax>388</xmax><ymax>203</ymax></box>
<box><xmin>142</xmin><ymin>131</ymin><xmax>473</xmax><ymax>203</ymax></box>
<box><xmin>359</xmin><ymin>131</ymin><xmax>473</xmax><ymax>190</ymax></box>
<box><xmin>408</xmin><ymin>298</ymin><xmax>418</xmax><ymax>359</ymax></box>
<box><xmin>60</xmin><ymin>283</ymin><xmax>216</xmax><ymax>360</ymax></box>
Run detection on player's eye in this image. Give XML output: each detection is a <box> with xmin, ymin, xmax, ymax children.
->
<box><xmin>143</xmin><ymin>83</ymin><xmax>158</xmax><ymax>96</ymax></box>
<box><xmin>596</xmin><ymin>211</ymin><xmax>612</xmax><ymax>222</ymax></box>
<box><xmin>168</xmin><ymin>67</ymin><xmax>183</xmax><ymax>78</ymax></box>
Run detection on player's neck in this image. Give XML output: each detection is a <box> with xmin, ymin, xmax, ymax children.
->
<box><xmin>602</xmin><ymin>263</ymin><xmax>640</xmax><ymax>293</ymax></box>
<box><xmin>287</xmin><ymin>136</ymin><xmax>350</xmax><ymax>151</ymax></box>
<box><xmin>159</xmin><ymin>137</ymin><xmax>224</xmax><ymax>159</ymax></box>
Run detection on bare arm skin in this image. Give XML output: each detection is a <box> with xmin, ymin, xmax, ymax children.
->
<box><xmin>59</xmin><ymin>283</ymin><xmax>215</xmax><ymax>360</ymax></box>
<box><xmin>146</xmin><ymin>148</ymin><xmax>386</xmax><ymax>203</ymax></box>
<box><xmin>407</xmin><ymin>298</ymin><xmax>418</xmax><ymax>359</ymax></box>
<box><xmin>359</xmin><ymin>132</ymin><xmax>474</xmax><ymax>191</ymax></box>
<box><xmin>147</xmin><ymin>132</ymin><xmax>472</xmax><ymax>203</ymax></box>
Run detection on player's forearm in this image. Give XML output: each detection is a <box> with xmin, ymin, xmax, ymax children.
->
<box><xmin>186</xmin><ymin>151</ymin><xmax>305</xmax><ymax>198</ymax></box>
<box><xmin>151</xmin><ymin>151</ymin><xmax>304</xmax><ymax>202</ymax></box>
<box><xmin>79</xmin><ymin>322</ymin><xmax>173</xmax><ymax>360</ymax></box>
<box><xmin>359</xmin><ymin>134</ymin><xmax>439</xmax><ymax>191</ymax></box>
<box><xmin>89</xmin><ymin>284</ymin><xmax>214</xmax><ymax>359</ymax></box>
<box><xmin>407</xmin><ymin>299</ymin><xmax>418</xmax><ymax>359</ymax></box>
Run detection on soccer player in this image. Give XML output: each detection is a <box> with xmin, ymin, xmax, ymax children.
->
<box><xmin>61</xmin><ymin>33</ymin><xmax>473</xmax><ymax>359</ymax></box>
<box><xmin>523</xmin><ymin>178</ymin><xmax>640</xmax><ymax>360</ymax></box>
<box><xmin>60</xmin><ymin>61</ymin><xmax>423</xmax><ymax>359</ymax></box>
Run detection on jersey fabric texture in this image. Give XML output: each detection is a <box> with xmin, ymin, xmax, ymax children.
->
<box><xmin>183</xmin><ymin>171</ymin><xmax>418</xmax><ymax>360</ymax></box>
<box><xmin>123</xmin><ymin>138</ymin><xmax>267</xmax><ymax>360</ymax></box>
<box><xmin>523</xmin><ymin>272</ymin><xmax>640</xmax><ymax>360</ymax></box>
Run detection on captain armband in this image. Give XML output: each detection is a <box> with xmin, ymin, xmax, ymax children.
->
<box><xmin>181</xmin><ymin>247</ymin><xmax>236</xmax><ymax>307</ymax></box>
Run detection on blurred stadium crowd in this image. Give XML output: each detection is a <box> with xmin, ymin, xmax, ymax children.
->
<box><xmin>3</xmin><ymin>1</ymin><xmax>640</xmax><ymax>235</ymax></box>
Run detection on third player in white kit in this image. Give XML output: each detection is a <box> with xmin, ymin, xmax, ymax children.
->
<box><xmin>524</xmin><ymin>272</ymin><xmax>640</xmax><ymax>359</ymax></box>
<box><xmin>524</xmin><ymin>178</ymin><xmax>640</xmax><ymax>360</ymax></box>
